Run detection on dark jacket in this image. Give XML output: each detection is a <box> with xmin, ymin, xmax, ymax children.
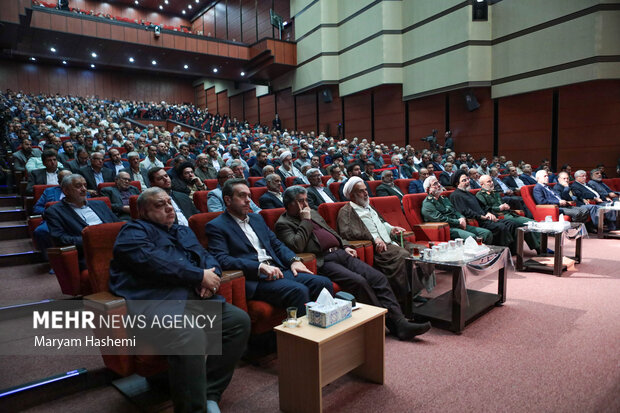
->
<box><xmin>170</xmin><ymin>190</ymin><xmax>199</xmax><ymax>220</ymax></box>
<box><xmin>79</xmin><ymin>166</ymin><xmax>115</xmax><ymax>191</ymax></box>
<box><xmin>375</xmin><ymin>183</ymin><xmax>404</xmax><ymax>200</ymax></box>
<box><xmin>26</xmin><ymin>168</ymin><xmax>66</xmax><ymax>195</ymax></box>
<box><xmin>259</xmin><ymin>191</ymin><xmax>285</xmax><ymax>209</ymax></box>
<box><xmin>120</xmin><ymin>167</ymin><xmax>150</xmax><ymax>188</ymax></box>
<box><xmin>306</xmin><ymin>186</ymin><xmax>336</xmax><ymax>210</ymax></box>
<box><xmin>100</xmin><ymin>185</ymin><xmax>141</xmax><ymax>219</ymax></box>
<box><xmin>103</xmin><ymin>160</ymin><xmax>130</xmax><ymax>174</ymax></box>
<box><xmin>408</xmin><ymin>180</ymin><xmax>425</xmax><ymax>194</ymax></box>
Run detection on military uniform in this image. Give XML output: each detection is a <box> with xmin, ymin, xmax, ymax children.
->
<box><xmin>476</xmin><ymin>189</ymin><xmax>541</xmax><ymax>252</ymax></box>
<box><xmin>420</xmin><ymin>195</ymin><xmax>493</xmax><ymax>243</ymax></box>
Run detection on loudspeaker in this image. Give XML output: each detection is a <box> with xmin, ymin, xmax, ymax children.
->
<box><xmin>472</xmin><ymin>0</ymin><xmax>488</xmax><ymax>21</ymax></box>
<box><xmin>154</xmin><ymin>25</ymin><xmax>161</xmax><ymax>37</ymax></box>
<box><xmin>321</xmin><ymin>88</ymin><xmax>333</xmax><ymax>103</ymax></box>
<box><xmin>464</xmin><ymin>89</ymin><xmax>480</xmax><ymax>111</ymax></box>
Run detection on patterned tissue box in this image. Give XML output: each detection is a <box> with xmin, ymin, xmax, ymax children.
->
<box><xmin>306</xmin><ymin>298</ymin><xmax>352</xmax><ymax>328</ymax></box>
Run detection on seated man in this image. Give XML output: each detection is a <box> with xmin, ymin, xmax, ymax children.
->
<box><xmin>533</xmin><ymin>170</ymin><xmax>590</xmax><ymax>222</ymax></box>
<box><xmin>44</xmin><ymin>174</ymin><xmax>119</xmax><ymax>269</ymax></box>
<box><xmin>477</xmin><ymin>175</ymin><xmax>541</xmax><ymax>254</ymax></box>
<box><xmin>569</xmin><ymin>170</ymin><xmax>616</xmax><ymax>231</ymax></box>
<box><xmin>586</xmin><ymin>168</ymin><xmax>619</xmax><ymax>201</ymax></box>
<box><xmin>100</xmin><ymin>171</ymin><xmax>140</xmax><ymax>221</ymax></box>
<box><xmin>259</xmin><ymin>174</ymin><xmax>285</xmax><ymax>209</ymax></box>
<box><xmin>519</xmin><ymin>164</ymin><xmax>538</xmax><ymax>185</ymax></box>
<box><xmin>361</xmin><ymin>161</ymin><xmax>376</xmax><ymax>181</ymax></box>
<box><xmin>208</xmin><ymin>167</ymin><xmax>261</xmax><ymax>213</ymax></box>
<box><xmin>253</xmin><ymin>165</ymin><xmax>276</xmax><ymax>188</ymax></box>
<box><xmin>339</xmin><ymin>163</ymin><xmax>372</xmax><ymax>201</ymax></box>
<box><xmin>337</xmin><ymin>177</ymin><xmax>435</xmax><ymax>307</ymax></box>
<box><xmin>503</xmin><ymin>166</ymin><xmax>527</xmax><ymax>191</ymax></box>
<box><xmin>306</xmin><ymin>168</ymin><xmax>336</xmax><ymax>209</ymax></box>
<box><xmin>449</xmin><ymin>170</ymin><xmax>516</xmax><ymax>251</ymax></box>
<box><xmin>439</xmin><ymin>162</ymin><xmax>455</xmax><ymax>188</ymax></box>
<box><xmin>120</xmin><ymin>151</ymin><xmax>150</xmax><ymax>190</ymax></box>
<box><xmin>109</xmin><ymin>187</ymin><xmax>250</xmax><ymax>413</ymax></box>
<box><xmin>26</xmin><ymin>149</ymin><xmax>66</xmax><ymax>195</ymax></box>
<box><xmin>326</xmin><ymin>165</ymin><xmax>346</xmax><ymax>186</ymax></box>
<box><xmin>421</xmin><ymin>175</ymin><xmax>493</xmax><ymax>243</ymax></box>
<box><xmin>408</xmin><ymin>168</ymin><xmax>430</xmax><ymax>194</ymax></box>
<box><xmin>375</xmin><ymin>170</ymin><xmax>405</xmax><ymax>200</ymax></box>
<box><xmin>275</xmin><ymin>186</ymin><xmax>430</xmax><ymax>339</ymax></box>
<box><xmin>79</xmin><ymin>151</ymin><xmax>115</xmax><ymax>195</ymax></box>
<box><xmin>148</xmin><ymin>167</ymin><xmax>198</xmax><ymax>225</ymax></box>
<box><xmin>489</xmin><ymin>167</ymin><xmax>529</xmax><ymax>215</ymax></box>
<box><xmin>277</xmin><ymin>151</ymin><xmax>304</xmax><ymax>182</ymax></box>
<box><xmin>468</xmin><ymin>169</ymin><xmax>481</xmax><ymax>189</ymax></box>
<box><xmin>172</xmin><ymin>161</ymin><xmax>207</xmax><ymax>200</ymax></box>
<box><xmin>103</xmin><ymin>148</ymin><xmax>129</xmax><ymax>176</ymax></box>
<box><xmin>67</xmin><ymin>148</ymin><xmax>91</xmax><ymax>174</ymax></box>
<box><xmin>249</xmin><ymin>150</ymin><xmax>269</xmax><ymax>177</ymax></box>
<box><xmin>206</xmin><ymin>179</ymin><xmax>333</xmax><ymax>316</ymax></box>
<box><xmin>13</xmin><ymin>138</ymin><xmax>42</xmax><ymax>172</ymax></box>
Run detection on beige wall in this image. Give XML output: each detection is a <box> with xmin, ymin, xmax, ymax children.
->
<box><xmin>291</xmin><ymin>0</ymin><xmax>620</xmax><ymax>99</ymax></box>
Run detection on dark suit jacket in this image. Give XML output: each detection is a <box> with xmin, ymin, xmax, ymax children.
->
<box><xmin>205</xmin><ymin>212</ymin><xmax>296</xmax><ymax>298</ymax></box>
<box><xmin>306</xmin><ymin>186</ymin><xmax>336</xmax><ymax>210</ymax></box>
<box><xmin>249</xmin><ymin>164</ymin><xmax>264</xmax><ymax>177</ymax></box>
<box><xmin>470</xmin><ymin>179</ymin><xmax>482</xmax><ymax>189</ymax></box>
<box><xmin>67</xmin><ymin>159</ymin><xmax>90</xmax><ymax>174</ymax></box>
<box><xmin>120</xmin><ymin>167</ymin><xmax>150</xmax><ymax>188</ymax></box>
<box><xmin>259</xmin><ymin>191</ymin><xmax>285</xmax><ymax>209</ymax></box>
<box><xmin>275</xmin><ymin>210</ymin><xmax>349</xmax><ymax>268</ymax></box>
<box><xmin>171</xmin><ymin>190</ymin><xmax>199</xmax><ymax>219</ymax></box>
<box><xmin>439</xmin><ymin>171</ymin><xmax>453</xmax><ymax>187</ymax></box>
<box><xmin>57</xmin><ymin>152</ymin><xmax>75</xmax><ymax>166</ymax></box>
<box><xmin>109</xmin><ymin>220</ymin><xmax>222</xmax><ymax>317</ymax></box>
<box><xmin>376</xmin><ymin>183</ymin><xmax>404</xmax><ymax>200</ymax></box>
<box><xmin>26</xmin><ymin>168</ymin><xmax>66</xmax><ymax>195</ymax></box>
<box><xmin>408</xmin><ymin>179</ymin><xmax>425</xmax><ymax>194</ymax></box>
<box><xmin>101</xmin><ymin>185</ymin><xmax>140</xmax><ymax>218</ymax></box>
<box><xmin>79</xmin><ymin>166</ymin><xmax>115</xmax><ymax>190</ymax></box>
<box><xmin>503</xmin><ymin>175</ymin><xmax>526</xmax><ymax>190</ymax></box>
<box><xmin>33</xmin><ymin>186</ymin><xmax>64</xmax><ymax>215</ymax></box>
<box><xmin>533</xmin><ymin>183</ymin><xmax>561</xmax><ymax>205</ymax></box>
<box><xmin>570</xmin><ymin>182</ymin><xmax>600</xmax><ymax>205</ymax></box>
<box><xmin>103</xmin><ymin>160</ymin><xmax>130</xmax><ymax>175</ymax></box>
<box><xmin>520</xmin><ymin>174</ymin><xmax>537</xmax><ymax>185</ymax></box>
<box><xmin>587</xmin><ymin>180</ymin><xmax>618</xmax><ymax>197</ymax></box>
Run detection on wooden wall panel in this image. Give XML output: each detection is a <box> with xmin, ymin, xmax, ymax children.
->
<box><xmin>204</xmin><ymin>8</ymin><xmax>215</xmax><ymax>37</ymax></box>
<box><xmin>409</xmin><ymin>93</ymin><xmax>444</xmax><ymax>152</ymax></box>
<box><xmin>344</xmin><ymin>91</ymin><xmax>371</xmax><ymax>140</ymax></box>
<box><xmin>241</xmin><ymin>0</ymin><xmax>256</xmax><ymax>43</ymax></box>
<box><xmin>498</xmin><ymin>89</ymin><xmax>552</xmax><ymax>167</ymax></box>
<box><xmin>243</xmin><ymin>90</ymin><xmax>258</xmax><ymax>124</ymax></box>
<box><xmin>273</xmin><ymin>0</ymin><xmax>292</xmax><ymax>40</ymax></box>
<box><xmin>276</xmin><ymin>88</ymin><xmax>294</xmax><ymax>132</ymax></box>
<box><xmin>0</xmin><ymin>0</ymin><xmax>19</xmax><ymax>24</ymax></box>
<box><xmin>31</xmin><ymin>10</ymin><xmax>51</xmax><ymax>30</ymax></box>
<box><xmin>228</xmin><ymin>0</ymin><xmax>242</xmax><ymax>42</ymax></box>
<box><xmin>558</xmin><ymin>80</ymin><xmax>620</xmax><ymax>173</ymax></box>
<box><xmin>217</xmin><ymin>90</ymin><xmax>229</xmax><ymax>114</ymax></box>
<box><xmin>206</xmin><ymin>87</ymin><xmax>217</xmax><ymax>112</ymax></box>
<box><xmin>449</xmin><ymin>88</ymin><xmax>493</xmax><ymax>159</ymax></box>
<box><xmin>256</xmin><ymin>0</ymin><xmax>272</xmax><ymax>40</ymax></box>
<box><xmin>259</xmin><ymin>94</ymin><xmax>276</xmax><ymax>126</ymax></box>
<box><xmin>296</xmin><ymin>93</ymin><xmax>317</xmax><ymax>134</ymax></box>
<box><xmin>214</xmin><ymin>2</ymin><xmax>227</xmax><ymax>40</ymax></box>
<box><xmin>374</xmin><ymin>85</ymin><xmax>405</xmax><ymax>147</ymax></box>
<box><xmin>317</xmin><ymin>86</ymin><xmax>341</xmax><ymax>138</ymax></box>
<box><xmin>230</xmin><ymin>93</ymin><xmax>244</xmax><ymax>120</ymax></box>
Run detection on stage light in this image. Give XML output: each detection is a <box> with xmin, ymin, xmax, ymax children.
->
<box><xmin>152</xmin><ymin>60</ymin><xmax>157</xmax><ymax>65</ymax></box>
<box><xmin>30</xmin><ymin>57</ymin><xmax>36</xmax><ymax>61</ymax></box>
<box><xmin>50</xmin><ymin>47</ymin><xmax>57</xmax><ymax>52</ymax></box>
<box><xmin>90</xmin><ymin>64</ymin><xmax>95</xmax><ymax>68</ymax></box>
<box><xmin>213</xmin><ymin>68</ymin><xmax>218</xmax><ymax>73</ymax></box>
<box><xmin>240</xmin><ymin>71</ymin><xmax>245</xmax><ymax>76</ymax></box>
<box><xmin>91</xmin><ymin>52</ymin><xmax>97</xmax><ymax>58</ymax></box>
<box><xmin>129</xmin><ymin>57</ymin><xmax>134</xmax><ymax>63</ymax></box>
<box><xmin>184</xmin><ymin>64</ymin><xmax>189</xmax><ymax>69</ymax></box>
<box><xmin>62</xmin><ymin>60</ymin><xmax>67</xmax><ymax>65</ymax></box>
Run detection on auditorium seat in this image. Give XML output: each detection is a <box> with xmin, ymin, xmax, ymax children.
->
<box><xmin>250</xmin><ymin>187</ymin><xmax>267</xmax><ymax>205</ymax></box>
<box><xmin>285</xmin><ymin>176</ymin><xmax>297</xmax><ymax>187</ymax></box>
<box><xmin>321</xmin><ymin>175</ymin><xmax>331</xmax><ymax>186</ymax></box>
<box><xmin>368</xmin><ymin>196</ymin><xmax>417</xmax><ymax>244</ymax></box>
<box><xmin>204</xmin><ymin>179</ymin><xmax>218</xmax><ymax>190</ymax></box>
<box><xmin>366</xmin><ymin>180</ymin><xmax>383</xmax><ymax>196</ymax></box>
<box><xmin>328</xmin><ymin>182</ymin><xmax>342</xmax><ymax>201</ymax></box>
<box><xmin>247</xmin><ymin>176</ymin><xmax>262</xmax><ymax>187</ymax></box>
<box><xmin>97</xmin><ymin>181</ymin><xmax>141</xmax><ymax>193</ymax></box>
<box><xmin>395</xmin><ymin>179</ymin><xmax>413</xmax><ymax>194</ymax></box>
<box><xmin>258</xmin><ymin>208</ymin><xmax>285</xmax><ymax>231</ymax></box>
<box><xmin>520</xmin><ymin>184</ymin><xmax>569</xmax><ymax>222</ymax></box>
<box><xmin>401</xmin><ymin>194</ymin><xmax>450</xmax><ymax>242</ymax></box>
<box><xmin>193</xmin><ymin>190</ymin><xmax>210</xmax><ymax>213</ymax></box>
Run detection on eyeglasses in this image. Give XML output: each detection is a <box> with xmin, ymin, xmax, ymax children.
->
<box><xmin>118</xmin><ymin>177</ymin><xmax>131</xmax><ymax>182</ymax></box>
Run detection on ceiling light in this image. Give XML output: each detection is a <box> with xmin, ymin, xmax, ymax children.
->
<box><xmin>182</xmin><ymin>10</ymin><xmax>186</xmax><ymax>14</ymax></box>
<box><xmin>159</xmin><ymin>5</ymin><xmax>163</xmax><ymax>10</ymax></box>
<box><xmin>90</xmin><ymin>64</ymin><xmax>95</xmax><ymax>68</ymax></box>
<box><xmin>134</xmin><ymin>0</ymin><xmax>138</xmax><ymax>4</ymax></box>
<box><xmin>188</xmin><ymin>5</ymin><xmax>192</xmax><ymax>9</ymax></box>
<box><xmin>62</xmin><ymin>60</ymin><xmax>67</xmax><ymax>64</ymax></box>
<box><xmin>165</xmin><ymin>0</ymin><xmax>169</xmax><ymax>4</ymax></box>
<box><xmin>91</xmin><ymin>52</ymin><xmax>97</xmax><ymax>58</ymax></box>
<box><xmin>29</xmin><ymin>57</ymin><xmax>36</xmax><ymax>61</ymax></box>
<box><xmin>213</xmin><ymin>68</ymin><xmax>218</xmax><ymax>73</ymax></box>
<box><xmin>129</xmin><ymin>57</ymin><xmax>134</xmax><ymax>63</ymax></box>
<box><xmin>152</xmin><ymin>60</ymin><xmax>157</xmax><ymax>65</ymax></box>
<box><xmin>282</xmin><ymin>21</ymin><xmax>288</xmax><ymax>27</ymax></box>
<box><xmin>195</xmin><ymin>0</ymin><xmax>199</xmax><ymax>3</ymax></box>
<box><xmin>240</xmin><ymin>71</ymin><xmax>245</xmax><ymax>76</ymax></box>
<box><xmin>50</xmin><ymin>47</ymin><xmax>57</xmax><ymax>52</ymax></box>
<box><xmin>184</xmin><ymin>64</ymin><xmax>189</xmax><ymax>69</ymax></box>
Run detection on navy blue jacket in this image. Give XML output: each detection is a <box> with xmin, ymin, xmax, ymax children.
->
<box><xmin>533</xmin><ymin>183</ymin><xmax>561</xmax><ymax>205</ymax></box>
<box><xmin>79</xmin><ymin>166</ymin><xmax>115</xmax><ymax>190</ymax></box>
<box><xmin>103</xmin><ymin>160</ymin><xmax>130</xmax><ymax>174</ymax></box>
<box><xmin>259</xmin><ymin>192</ymin><xmax>285</xmax><ymax>209</ymax></box>
<box><xmin>205</xmin><ymin>212</ymin><xmax>296</xmax><ymax>299</ymax></box>
<box><xmin>109</xmin><ymin>220</ymin><xmax>222</xmax><ymax>317</ymax></box>
<box><xmin>408</xmin><ymin>179</ymin><xmax>425</xmax><ymax>194</ymax></box>
<box><xmin>587</xmin><ymin>180</ymin><xmax>618</xmax><ymax>197</ymax></box>
<box><xmin>33</xmin><ymin>186</ymin><xmax>63</xmax><ymax>215</ymax></box>
<box><xmin>570</xmin><ymin>181</ymin><xmax>600</xmax><ymax>205</ymax></box>
<box><xmin>520</xmin><ymin>174</ymin><xmax>537</xmax><ymax>185</ymax></box>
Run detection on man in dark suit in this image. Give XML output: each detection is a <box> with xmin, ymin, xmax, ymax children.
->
<box><xmin>249</xmin><ymin>150</ymin><xmax>269</xmax><ymax>177</ymax></box>
<box><xmin>519</xmin><ymin>164</ymin><xmax>538</xmax><ymax>185</ymax></box>
<box><xmin>532</xmin><ymin>170</ymin><xmax>589</xmax><ymax>222</ymax></box>
<box><xmin>375</xmin><ymin>170</ymin><xmax>405</xmax><ymax>200</ymax></box>
<box><xmin>100</xmin><ymin>171</ymin><xmax>141</xmax><ymax>220</ymax></box>
<box><xmin>79</xmin><ymin>151</ymin><xmax>115</xmax><ymax>195</ymax></box>
<box><xmin>108</xmin><ymin>187</ymin><xmax>250</xmax><ymax>413</ymax></box>
<box><xmin>408</xmin><ymin>168</ymin><xmax>430</xmax><ymax>194</ymax></box>
<box><xmin>205</xmin><ymin>179</ymin><xmax>333</xmax><ymax>316</ymax></box>
<box><xmin>120</xmin><ymin>151</ymin><xmax>150</xmax><ymax>190</ymax></box>
<box><xmin>259</xmin><ymin>174</ymin><xmax>285</xmax><ymax>209</ymax></box>
<box><xmin>148</xmin><ymin>167</ymin><xmax>198</xmax><ymax>225</ymax></box>
<box><xmin>66</xmin><ymin>148</ymin><xmax>91</xmax><ymax>174</ymax></box>
<box><xmin>361</xmin><ymin>161</ymin><xmax>376</xmax><ymax>181</ymax></box>
<box><xmin>587</xmin><ymin>168</ymin><xmax>619</xmax><ymax>200</ymax></box>
<box><xmin>570</xmin><ymin>170</ymin><xmax>616</xmax><ymax>230</ymax></box>
<box><xmin>439</xmin><ymin>162</ymin><xmax>454</xmax><ymax>188</ymax></box>
<box><xmin>13</xmin><ymin>138</ymin><xmax>42</xmax><ymax>172</ymax></box>
<box><xmin>57</xmin><ymin>140</ymin><xmax>76</xmax><ymax>166</ymax></box>
<box><xmin>306</xmin><ymin>168</ymin><xmax>336</xmax><ymax>209</ymax></box>
<box><xmin>26</xmin><ymin>149</ymin><xmax>66</xmax><ymax>195</ymax></box>
<box><xmin>275</xmin><ymin>186</ymin><xmax>430</xmax><ymax>340</ymax></box>
<box><xmin>103</xmin><ymin>148</ymin><xmax>129</xmax><ymax>176</ymax></box>
<box><xmin>44</xmin><ymin>174</ymin><xmax>119</xmax><ymax>269</ymax></box>
<box><xmin>503</xmin><ymin>166</ymin><xmax>528</xmax><ymax>190</ymax></box>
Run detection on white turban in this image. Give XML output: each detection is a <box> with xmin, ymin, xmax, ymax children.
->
<box><xmin>279</xmin><ymin>150</ymin><xmax>292</xmax><ymax>161</ymax></box>
<box><xmin>343</xmin><ymin>177</ymin><xmax>363</xmax><ymax>199</ymax></box>
<box><xmin>423</xmin><ymin>176</ymin><xmax>438</xmax><ymax>192</ymax></box>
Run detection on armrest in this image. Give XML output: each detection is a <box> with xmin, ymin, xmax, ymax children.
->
<box><xmin>412</xmin><ymin>222</ymin><xmax>450</xmax><ymax>242</ymax></box>
<box><xmin>220</xmin><ymin>270</ymin><xmax>247</xmax><ymax>311</ymax></box>
<box><xmin>221</xmin><ymin>270</ymin><xmax>244</xmax><ymax>283</ymax></box>
<box><xmin>345</xmin><ymin>240</ymin><xmax>373</xmax><ymax>265</ymax></box>
<box><xmin>24</xmin><ymin>196</ymin><xmax>34</xmax><ymax>215</ymax></box>
<box><xmin>47</xmin><ymin>246</ymin><xmax>82</xmax><ymax>296</ymax></box>
<box><xmin>84</xmin><ymin>291</ymin><xmax>126</xmax><ymax>311</ymax></box>
<box><xmin>347</xmin><ymin>240</ymin><xmax>372</xmax><ymax>248</ymax></box>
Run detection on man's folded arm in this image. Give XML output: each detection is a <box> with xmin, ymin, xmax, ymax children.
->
<box><xmin>274</xmin><ymin>219</ymin><xmax>313</xmax><ymax>253</ymax></box>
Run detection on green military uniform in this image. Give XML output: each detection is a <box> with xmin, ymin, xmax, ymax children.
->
<box><xmin>421</xmin><ymin>195</ymin><xmax>493</xmax><ymax>243</ymax></box>
<box><xmin>476</xmin><ymin>189</ymin><xmax>541</xmax><ymax>252</ymax></box>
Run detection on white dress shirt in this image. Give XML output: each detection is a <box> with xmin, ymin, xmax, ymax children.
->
<box><xmin>46</xmin><ymin>171</ymin><xmax>59</xmax><ymax>185</ymax></box>
<box><xmin>315</xmin><ymin>186</ymin><xmax>334</xmax><ymax>203</ymax></box>
<box><xmin>232</xmin><ymin>215</ymin><xmax>273</xmax><ymax>266</ymax></box>
<box><xmin>70</xmin><ymin>204</ymin><xmax>103</xmax><ymax>226</ymax></box>
<box><xmin>170</xmin><ymin>198</ymin><xmax>189</xmax><ymax>226</ymax></box>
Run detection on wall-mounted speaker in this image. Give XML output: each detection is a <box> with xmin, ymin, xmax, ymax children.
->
<box><xmin>321</xmin><ymin>88</ymin><xmax>333</xmax><ymax>103</ymax></box>
<box><xmin>464</xmin><ymin>89</ymin><xmax>480</xmax><ymax>111</ymax></box>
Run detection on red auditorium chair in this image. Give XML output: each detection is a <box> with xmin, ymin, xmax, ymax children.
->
<box><xmin>204</xmin><ymin>179</ymin><xmax>218</xmax><ymax>190</ymax></box>
<box><xmin>258</xmin><ymin>208</ymin><xmax>286</xmax><ymax>231</ymax></box>
<box><xmin>321</xmin><ymin>175</ymin><xmax>331</xmax><ymax>186</ymax></box>
<box><xmin>328</xmin><ymin>182</ymin><xmax>341</xmax><ymax>201</ymax></box>
<box><xmin>250</xmin><ymin>187</ymin><xmax>267</xmax><ymax>205</ymax></box>
<box><xmin>129</xmin><ymin>195</ymin><xmax>139</xmax><ymax>219</ymax></box>
<box><xmin>247</xmin><ymin>177</ymin><xmax>262</xmax><ymax>187</ymax></box>
<box><xmin>368</xmin><ymin>196</ymin><xmax>418</xmax><ymax>244</ymax></box>
<box><xmin>82</xmin><ymin>222</ymin><xmax>246</xmax><ymax>378</ymax></box>
<box><xmin>520</xmin><ymin>184</ymin><xmax>569</xmax><ymax>222</ymax></box>
<box><xmin>192</xmin><ymin>190</ymin><xmax>210</xmax><ymax>213</ymax></box>
<box><xmin>395</xmin><ymin>179</ymin><xmax>413</xmax><ymax>194</ymax></box>
<box><xmin>366</xmin><ymin>180</ymin><xmax>383</xmax><ymax>196</ymax></box>
<box><xmin>285</xmin><ymin>177</ymin><xmax>297</xmax><ymax>187</ymax></box>
<box><xmin>401</xmin><ymin>193</ymin><xmax>450</xmax><ymax>242</ymax></box>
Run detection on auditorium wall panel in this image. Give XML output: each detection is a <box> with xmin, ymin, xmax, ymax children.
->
<box><xmin>206</xmin><ymin>87</ymin><xmax>217</xmax><ymax>112</ymax></box>
<box><xmin>374</xmin><ymin>85</ymin><xmax>405</xmax><ymax>147</ymax></box>
<box><xmin>256</xmin><ymin>0</ymin><xmax>272</xmax><ymax>40</ymax></box>
<box><xmin>557</xmin><ymin>80</ymin><xmax>620</xmax><ymax>173</ymax></box>
<box><xmin>498</xmin><ymin>89</ymin><xmax>552</xmax><ymax>166</ymax></box>
<box><xmin>344</xmin><ymin>91</ymin><xmax>371</xmax><ymax>140</ymax></box>
<box><xmin>409</xmin><ymin>93</ymin><xmax>444</xmax><ymax>152</ymax></box>
<box><xmin>243</xmin><ymin>90</ymin><xmax>258</xmax><ymax>125</ymax></box>
<box><xmin>217</xmin><ymin>90</ymin><xmax>229</xmax><ymax>114</ymax></box>
<box><xmin>276</xmin><ymin>88</ymin><xmax>294</xmax><ymax>132</ymax></box>
<box><xmin>214</xmin><ymin>2</ymin><xmax>227</xmax><ymax>40</ymax></box>
<box><xmin>195</xmin><ymin>85</ymin><xmax>206</xmax><ymax>110</ymax></box>
<box><xmin>241</xmin><ymin>0</ymin><xmax>257</xmax><ymax>43</ymax></box>
<box><xmin>228</xmin><ymin>0</ymin><xmax>242</xmax><ymax>42</ymax></box>
<box><xmin>449</xmin><ymin>88</ymin><xmax>493</xmax><ymax>159</ymax></box>
<box><xmin>317</xmin><ymin>86</ymin><xmax>341</xmax><ymax>138</ymax></box>
<box><xmin>295</xmin><ymin>93</ymin><xmax>317</xmax><ymax>134</ymax></box>
<box><xmin>259</xmin><ymin>94</ymin><xmax>275</xmax><ymax>125</ymax></box>
<box><xmin>230</xmin><ymin>93</ymin><xmax>244</xmax><ymax>120</ymax></box>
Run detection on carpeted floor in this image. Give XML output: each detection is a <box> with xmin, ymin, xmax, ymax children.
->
<box><xmin>3</xmin><ymin>237</ymin><xmax>619</xmax><ymax>412</ymax></box>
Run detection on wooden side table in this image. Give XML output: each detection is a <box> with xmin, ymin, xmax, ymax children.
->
<box><xmin>274</xmin><ymin>303</ymin><xmax>387</xmax><ymax>413</ymax></box>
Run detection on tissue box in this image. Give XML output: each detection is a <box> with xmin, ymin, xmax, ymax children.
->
<box><xmin>306</xmin><ymin>298</ymin><xmax>352</xmax><ymax>328</ymax></box>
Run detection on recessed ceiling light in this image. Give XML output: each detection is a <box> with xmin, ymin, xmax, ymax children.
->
<box><xmin>195</xmin><ymin>0</ymin><xmax>199</xmax><ymax>3</ymax></box>
<box><xmin>50</xmin><ymin>47</ymin><xmax>56</xmax><ymax>52</ymax></box>
<box><xmin>62</xmin><ymin>60</ymin><xmax>67</xmax><ymax>64</ymax></box>
<box><xmin>30</xmin><ymin>57</ymin><xmax>36</xmax><ymax>61</ymax></box>
<box><xmin>91</xmin><ymin>52</ymin><xmax>97</xmax><ymax>58</ymax></box>
<box><xmin>184</xmin><ymin>64</ymin><xmax>189</xmax><ymax>69</ymax></box>
<box><xmin>213</xmin><ymin>68</ymin><xmax>218</xmax><ymax>73</ymax></box>
<box><xmin>90</xmin><ymin>64</ymin><xmax>95</xmax><ymax>68</ymax></box>
<box><xmin>134</xmin><ymin>0</ymin><xmax>138</xmax><ymax>4</ymax></box>
<box><xmin>129</xmin><ymin>57</ymin><xmax>135</xmax><ymax>63</ymax></box>
<box><xmin>165</xmin><ymin>0</ymin><xmax>169</xmax><ymax>4</ymax></box>
<box><xmin>188</xmin><ymin>5</ymin><xmax>192</xmax><ymax>9</ymax></box>
<box><xmin>152</xmin><ymin>60</ymin><xmax>157</xmax><ymax>65</ymax></box>
<box><xmin>159</xmin><ymin>5</ymin><xmax>163</xmax><ymax>10</ymax></box>
<box><xmin>182</xmin><ymin>10</ymin><xmax>186</xmax><ymax>14</ymax></box>
<box><xmin>240</xmin><ymin>71</ymin><xmax>245</xmax><ymax>76</ymax></box>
